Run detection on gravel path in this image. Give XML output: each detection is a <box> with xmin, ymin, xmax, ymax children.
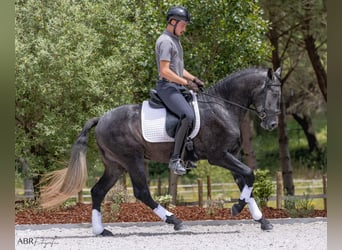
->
<box><xmin>15</xmin><ymin>218</ymin><xmax>327</xmax><ymax>250</ymax></box>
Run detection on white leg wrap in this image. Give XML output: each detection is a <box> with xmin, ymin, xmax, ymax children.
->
<box><xmin>240</xmin><ymin>184</ymin><xmax>253</xmax><ymax>202</ymax></box>
<box><xmin>92</xmin><ymin>209</ymin><xmax>104</xmax><ymax>235</ymax></box>
<box><xmin>153</xmin><ymin>204</ymin><xmax>173</xmax><ymax>221</ymax></box>
<box><xmin>247</xmin><ymin>198</ymin><xmax>263</xmax><ymax>220</ymax></box>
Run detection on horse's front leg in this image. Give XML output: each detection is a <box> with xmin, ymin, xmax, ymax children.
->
<box><xmin>208</xmin><ymin>151</ymin><xmax>273</xmax><ymax>230</ymax></box>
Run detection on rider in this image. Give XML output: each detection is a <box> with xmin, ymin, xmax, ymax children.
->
<box><xmin>155</xmin><ymin>6</ymin><xmax>204</xmax><ymax>175</ymax></box>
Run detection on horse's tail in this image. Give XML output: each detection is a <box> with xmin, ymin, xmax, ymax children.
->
<box><xmin>40</xmin><ymin>117</ymin><xmax>100</xmax><ymax>208</ymax></box>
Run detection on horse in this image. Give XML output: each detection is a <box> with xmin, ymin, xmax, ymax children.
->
<box><xmin>40</xmin><ymin>66</ymin><xmax>282</xmax><ymax>236</ymax></box>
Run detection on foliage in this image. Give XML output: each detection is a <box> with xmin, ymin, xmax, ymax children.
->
<box><xmin>260</xmin><ymin>0</ymin><xmax>327</xmax><ymax>117</ymax></box>
<box><xmin>15</xmin><ymin>0</ymin><xmax>271</xmax><ymax>179</ymax></box>
<box><xmin>252</xmin><ymin>169</ymin><xmax>273</xmax><ymax>207</ymax></box>
<box><xmin>154</xmin><ymin>194</ymin><xmax>173</xmax><ymax>209</ymax></box>
<box><xmin>206</xmin><ymin>199</ymin><xmax>225</xmax><ymax>216</ymax></box>
<box><xmin>185</xmin><ymin>160</ymin><xmax>235</xmax><ymax>184</ymax></box>
<box><xmin>285</xmin><ymin>193</ymin><xmax>315</xmax><ymax>218</ymax></box>
<box><xmin>291</xmin><ymin>145</ymin><xmax>327</xmax><ymax>170</ymax></box>
<box><xmin>105</xmin><ymin>183</ymin><xmax>131</xmax><ymax>204</ymax></box>
<box><xmin>253</xmin><ymin>114</ymin><xmax>327</xmax><ymax>176</ymax></box>
<box><xmin>15</xmin><ymin>199</ymin><xmax>39</xmax><ymax>213</ymax></box>
<box><xmin>182</xmin><ymin>0</ymin><xmax>271</xmax><ymax>83</ymax></box>
<box><xmin>15</xmin><ymin>0</ymin><xmax>150</xmax><ymax>176</ymax></box>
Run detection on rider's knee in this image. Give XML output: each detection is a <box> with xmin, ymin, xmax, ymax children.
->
<box><xmin>181</xmin><ymin>113</ymin><xmax>195</xmax><ymax>127</ymax></box>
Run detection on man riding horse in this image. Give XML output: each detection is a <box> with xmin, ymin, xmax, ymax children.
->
<box><xmin>40</xmin><ymin>6</ymin><xmax>282</xmax><ymax>236</ymax></box>
<box><xmin>155</xmin><ymin>6</ymin><xmax>204</xmax><ymax>175</ymax></box>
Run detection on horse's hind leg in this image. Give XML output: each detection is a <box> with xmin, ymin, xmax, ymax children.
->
<box><xmin>91</xmin><ymin>163</ymin><xmax>125</xmax><ymax>236</ymax></box>
<box><xmin>127</xmin><ymin>160</ymin><xmax>185</xmax><ymax>231</ymax></box>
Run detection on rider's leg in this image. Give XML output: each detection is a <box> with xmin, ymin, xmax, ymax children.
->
<box><xmin>156</xmin><ymin>82</ymin><xmax>195</xmax><ymax>175</ymax></box>
<box><xmin>169</xmin><ymin>117</ymin><xmax>190</xmax><ymax>175</ymax></box>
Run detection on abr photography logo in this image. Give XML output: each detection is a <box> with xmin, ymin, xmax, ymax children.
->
<box><xmin>16</xmin><ymin>237</ymin><xmax>59</xmax><ymax>248</ymax></box>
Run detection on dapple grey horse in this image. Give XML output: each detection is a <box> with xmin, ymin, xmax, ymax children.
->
<box><xmin>41</xmin><ymin>67</ymin><xmax>282</xmax><ymax>236</ymax></box>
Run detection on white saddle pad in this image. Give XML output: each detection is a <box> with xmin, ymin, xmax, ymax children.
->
<box><xmin>141</xmin><ymin>92</ymin><xmax>200</xmax><ymax>143</ymax></box>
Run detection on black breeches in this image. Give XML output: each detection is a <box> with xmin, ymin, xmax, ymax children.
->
<box><xmin>156</xmin><ymin>80</ymin><xmax>195</xmax><ymax>128</ymax></box>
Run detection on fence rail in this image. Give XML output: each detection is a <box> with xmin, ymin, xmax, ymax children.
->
<box><xmin>16</xmin><ymin>173</ymin><xmax>327</xmax><ymax>210</ymax></box>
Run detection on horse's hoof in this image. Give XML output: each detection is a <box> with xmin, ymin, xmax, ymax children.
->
<box><xmin>100</xmin><ymin>229</ymin><xmax>114</xmax><ymax>236</ymax></box>
<box><xmin>256</xmin><ymin>217</ymin><xmax>273</xmax><ymax>231</ymax></box>
<box><xmin>174</xmin><ymin>222</ymin><xmax>186</xmax><ymax>231</ymax></box>
<box><xmin>166</xmin><ymin>215</ymin><xmax>185</xmax><ymax>231</ymax></box>
<box><xmin>231</xmin><ymin>199</ymin><xmax>247</xmax><ymax>217</ymax></box>
<box><xmin>231</xmin><ymin>204</ymin><xmax>242</xmax><ymax>216</ymax></box>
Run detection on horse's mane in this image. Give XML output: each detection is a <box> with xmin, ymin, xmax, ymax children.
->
<box><xmin>211</xmin><ymin>66</ymin><xmax>267</xmax><ymax>92</ymax></box>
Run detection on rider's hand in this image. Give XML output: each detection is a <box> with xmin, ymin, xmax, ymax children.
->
<box><xmin>193</xmin><ymin>77</ymin><xmax>204</xmax><ymax>87</ymax></box>
<box><xmin>187</xmin><ymin>80</ymin><xmax>199</xmax><ymax>92</ymax></box>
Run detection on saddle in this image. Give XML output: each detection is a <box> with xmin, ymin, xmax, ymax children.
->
<box><xmin>148</xmin><ymin>89</ymin><xmax>193</xmax><ymax>138</ymax></box>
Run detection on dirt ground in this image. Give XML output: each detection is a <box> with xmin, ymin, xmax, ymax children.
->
<box><xmin>15</xmin><ymin>201</ymin><xmax>327</xmax><ymax>225</ymax></box>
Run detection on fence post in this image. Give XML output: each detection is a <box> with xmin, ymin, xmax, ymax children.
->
<box><xmin>323</xmin><ymin>174</ymin><xmax>327</xmax><ymax>210</ymax></box>
<box><xmin>78</xmin><ymin>190</ymin><xmax>84</xmax><ymax>204</ymax></box>
<box><xmin>122</xmin><ymin>171</ymin><xmax>127</xmax><ymax>191</ymax></box>
<box><xmin>198</xmin><ymin>178</ymin><xmax>203</xmax><ymax>208</ymax></box>
<box><xmin>276</xmin><ymin>172</ymin><xmax>283</xmax><ymax>209</ymax></box>
<box><xmin>207</xmin><ymin>175</ymin><xmax>211</xmax><ymax>200</ymax></box>
<box><xmin>157</xmin><ymin>176</ymin><xmax>162</xmax><ymax>196</ymax></box>
<box><xmin>169</xmin><ymin>171</ymin><xmax>178</xmax><ymax>205</ymax></box>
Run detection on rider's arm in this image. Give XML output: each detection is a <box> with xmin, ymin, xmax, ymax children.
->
<box><xmin>160</xmin><ymin>60</ymin><xmax>188</xmax><ymax>86</ymax></box>
<box><xmin>183</xmin><ymin>69</ymin><xmax>195</xmax><ymax>82</ymax></box>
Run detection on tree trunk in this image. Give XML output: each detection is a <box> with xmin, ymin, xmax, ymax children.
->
<box><xmin>278</xmin><ymin>97</ymin><xmax>295</xmax><ymax>196</ymax></box>
<box><xmin>304</xmin><ymin>35</ymin><xmax>327</xmax><ymax>102</ymax></box>
<box><xmin>241</xmin><ymin>112</ymin><xmax>257</xmax><ymax>169</ymax></box>
<box><xmin>19</xmin><ymin>158</ymin><xmax>35</xmax><ymax>199</ymax></box>
<box><xmin>303</xmin><ymin>0</ymin><xmax>327</xmax><ymax>102</ymax></box>
<box><xmin>292</xmin><ymin>113</ymin><xmax>319</xmax><ymax>152</ymax></box>
<box><xmin>268</xmin><ymin>21</ymin><xmax>295</xmax><ymax>196</ymax></box>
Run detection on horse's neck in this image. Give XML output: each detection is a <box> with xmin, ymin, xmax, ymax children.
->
<box><xmin>199</xmin><ymin>87</ymin><xmax>248</xmax><ymax>123</ymax></box>
<box><xmin>207</xmin><ymin>81</ymin><xmax>252</xmax><ymax>107</ymax></box>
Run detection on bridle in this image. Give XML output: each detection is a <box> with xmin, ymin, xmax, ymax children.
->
<box><xmin>256</xmin><ymin>83</ymin><xmax>282</xmax><ymax>120</ymax></box>
<box><xmin>198</xmin><ymin>76</ymin><xmax>281</xmax><ymax>121</ymax></box>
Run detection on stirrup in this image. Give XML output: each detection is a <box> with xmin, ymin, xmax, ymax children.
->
<box><xmin>169</xmin><ymin>158</ymin><xmax>186</xmax><ymax>175</ymax></box>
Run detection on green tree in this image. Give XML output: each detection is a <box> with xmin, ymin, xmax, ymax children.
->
<box><xmin>15</xmin><ymin>0</ymin><xmax>272</xmax><ymax>191</ymax></box>
<box><xmin>15</xmin><ymin>0</ymin><xmax>148</xmax><ymax>189</ymax></box>
<box><xmin>260</xmin><ymin>0</ymin><xmax>327</xmax><ymax>195</ymax></box>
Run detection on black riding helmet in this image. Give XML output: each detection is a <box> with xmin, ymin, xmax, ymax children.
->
<box><xmin>167</xmin><ymin>6</ymin><xmax>191</xmax><ymax>23</ymax></box>
<box><xmin>166</xmin><ymin>6</ymin><xmax>191</xmax><ymax>36</ymax></box>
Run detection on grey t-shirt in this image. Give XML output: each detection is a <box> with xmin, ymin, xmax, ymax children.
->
<box><xmin>155</xmin><ymin>30</ymin><xmax>184</xmax><ymax>79</ymax></box>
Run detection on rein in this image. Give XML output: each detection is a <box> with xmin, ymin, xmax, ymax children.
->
<box><xmin>198</xmin><ymin>91</ymin><xmax>264</xmax><ymax>119</ymax></box>
<box><xmin>197</xmin><ymin>81</ymin><xmax>281</xmax><ymax>121</ymax></box>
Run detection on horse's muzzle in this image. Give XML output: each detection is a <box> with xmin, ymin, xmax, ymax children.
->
<box><xmin>260</xmin><ymin>118</ymin><xmax>278</xmax><ymax>131</ymax></box>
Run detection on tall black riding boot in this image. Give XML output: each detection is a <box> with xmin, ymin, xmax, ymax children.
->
<box><xmin>169</xmin><ymin>118</ymin><xmax>190</xmax><ymax>175</ymax></box>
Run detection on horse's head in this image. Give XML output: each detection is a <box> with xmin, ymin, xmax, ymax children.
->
<box><xmin>253</xmin><ymin>67</ymin><xmax>282</xmax><ymax>131</ymax></box>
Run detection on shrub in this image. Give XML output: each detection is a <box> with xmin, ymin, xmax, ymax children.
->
<box><xmin>285</xmin><ymin>193</ymin><xmax>315</xmax><ymax>217</ymax></box>
<box><xmin>253</xmin><ymin>169</ymin><xmax>274</xmax><ymax>207</ymax></box>
<box><xmin>154</xmin><ymin>194</ymin><xmax>173</xmax><ymax>209</ymax></box>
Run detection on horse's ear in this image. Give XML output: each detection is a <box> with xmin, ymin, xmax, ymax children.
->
<box><xmin>275</xmin><ymin>67</ymin><xmax>282</xmax><ymax>77</ymax></box>
<box><xmin>267</xmin><ymin>68</ymin><xmax>273</xmax><ymax>79</ymax></box>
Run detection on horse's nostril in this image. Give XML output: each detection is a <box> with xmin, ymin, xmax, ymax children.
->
<box><xmin>270</xmin><ymin>122</ymin><xmax>278</xmax><ymax>129</ymax></box>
